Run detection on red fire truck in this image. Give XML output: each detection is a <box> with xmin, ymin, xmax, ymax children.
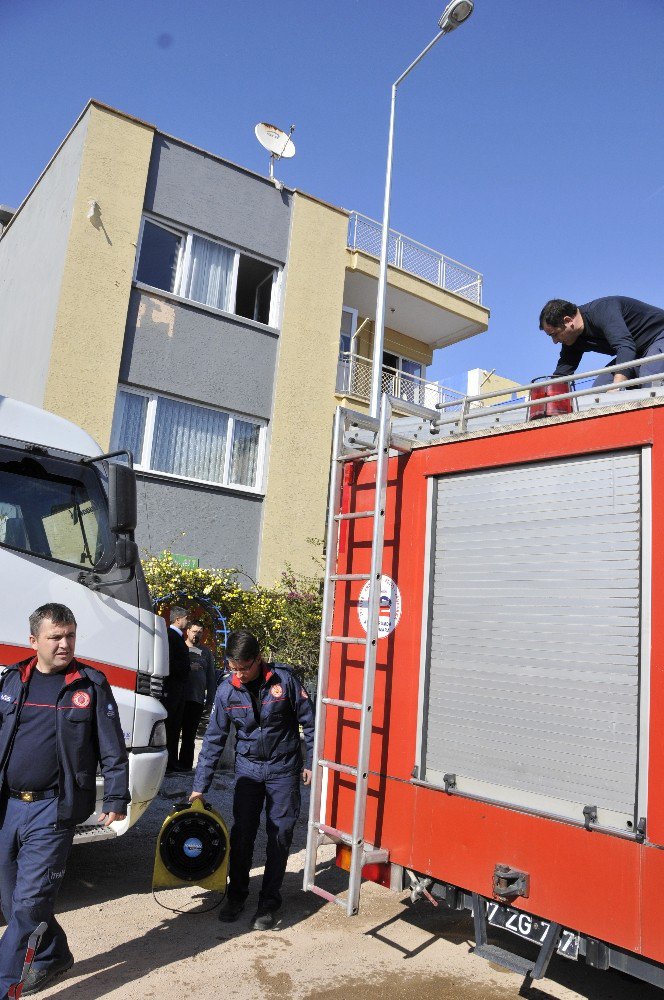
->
<box><xmin>304</xmin><ymin>358</ymin><xmax>664</xmax><ymax>989</ymax></box>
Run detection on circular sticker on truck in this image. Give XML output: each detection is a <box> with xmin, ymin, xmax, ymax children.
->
<box><xmin>357</xmin><ymin>575</ymin><xmax>402</xmax><ymax>638</ymax></box>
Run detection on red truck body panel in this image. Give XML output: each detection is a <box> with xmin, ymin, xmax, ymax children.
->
<box><xmin>324</xmin><ymin>403</ymin><xmax>664</xmax><ymax>963</ymax></box>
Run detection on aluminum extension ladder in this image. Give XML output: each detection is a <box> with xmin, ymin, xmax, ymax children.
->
<box><xmin>303</xmin><ymin>394</ymin><xmax>409</xmax><ymax>916</ymax></box>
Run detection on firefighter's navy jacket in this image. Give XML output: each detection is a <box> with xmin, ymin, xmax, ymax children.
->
<box><xmin>0</xmin><ymin>657</ymin><xmax>130</xmax><ymax>828</ymax></box>
<box><xmin>194</xmin><ymin>663</ymin><xmax>315</xmax><ymax>791</ymax></box>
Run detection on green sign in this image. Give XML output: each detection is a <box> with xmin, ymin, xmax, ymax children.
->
<box><xmin>171</xmin><ymin>553</ymin><xmax>199</xmax><ymax>570</ymax></box>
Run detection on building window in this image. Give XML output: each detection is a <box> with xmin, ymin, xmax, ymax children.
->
<box><xmin>111</xmin><ymin>388</ymin><xmax>265</xmax><ymax>491</ymax></box>
<box><xmin>135</xmin><ymin>220</ymin><xmax>182</xmax><ymax>293</ymax></box>
<box><xmin>382</xmin><ymin>351</ymin><xmax>425</xmax><ymax>404</ymax></box>
<box><xmin>135</xmin><ymin>217</ymin><xmax>280</xmax><ymax>326</ymax></box>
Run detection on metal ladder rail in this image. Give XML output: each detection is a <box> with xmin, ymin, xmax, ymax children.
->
<box><xmin>345</xmin><ymin>395</ymin><xmax>392</xmax><ymax>914</ymax></box>
<box><xmin>304</xmin><ymin>397</ymin><xmax>391</xmax><ymax>915</ymax></box>
<box><xmin>303</xmin><ymin>405</ymin><xmax>379</xmax><ymax>900</ymax></box>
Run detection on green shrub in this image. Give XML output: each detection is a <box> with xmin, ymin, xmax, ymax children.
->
<box><xmin>143</xmin><ymin>552</ymin><xmax>322</xmax><ymax>682</ymax></box>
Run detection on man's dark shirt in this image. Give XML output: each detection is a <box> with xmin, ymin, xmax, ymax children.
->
<box><xmin>5</xmin><ymin>669</ymin><xmax>65</xmax><ymax>791</ymax></box>
<box><xmin>245</xmin><ymin>675</ymin><xmax>262</xmax><ymax>725</ymax></box>
<box><xmin>167</xmin><ymin>626</ymin><xmax>190</xmax><ymax>683</ymax></box>
<box><xmin>552</xmin><ymin>296</ymin><xmax>664</xmax><ymax>377</ymax></box>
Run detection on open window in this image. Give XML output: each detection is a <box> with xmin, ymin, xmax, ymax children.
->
<box><xmin>135</xmin><ymin>217</ymin><xmax>280</xmax><ymax>327</ymax></box>
<box><xmin>235</xmin><ymin>256</ymin><xmax>278</xmax><ymax>325</ymax></box>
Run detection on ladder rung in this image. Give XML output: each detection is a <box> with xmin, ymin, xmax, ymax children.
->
<box><xmin>311</xmin><ymin>824</ymin><xmax>389</xmax><ymax>863</ymax></box>
<box><xmin>308</xmin><ymin>884</ymin><xmax>347</xmax><ymax>908</ymax></box>
<box><xmin>348</xmin><ymin>415</ymin><xmax>380</xmax><ymax>433</ymax></box>
<box><xmin>362</xmin><ymin>846</ymin><xmax>389</xmax><ymax>864</ymax></box>
<box><xmin>325</xmin><ymin>636</ymin><xmax>366</xmax><ymax>645</ymax></box>
<box><xmin>334</xmin><ymin>510</ymin><xmax>375</xmax><ymax>521</ymax></box>
<box><xmin>322</xmin><ymin>697</ymin><xmax>362</xmax><ymax>710</ymax></box>
<box><xmin>319</xmin><ymin>759</ymin><xmax>358</xmax><ymax>777</ymax></box>
<box><xmin>314</xmin><ymin>822</ymin><xmax>352</xmax><ymax>845</ymax></box>
<box><xmin>330</xmin><ymin>573</ymin><xmax>370</xmax><ymax>582</ymax></box>
<box><xmin>337</xmin><ymin>450</ymin><xmax>376</xmax><ymax>463</ymax></box>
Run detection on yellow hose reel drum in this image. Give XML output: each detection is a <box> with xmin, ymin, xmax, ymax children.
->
<box><xmin>153</xmin><ymin>798</ymin><xmax>230</xmax><ymax>893</ymax></box>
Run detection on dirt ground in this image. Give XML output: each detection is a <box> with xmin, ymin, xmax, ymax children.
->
<box><xmin>20</xmin><ymin>754</ymin><xmax>657</xmax><ymax>1000</ymax></box>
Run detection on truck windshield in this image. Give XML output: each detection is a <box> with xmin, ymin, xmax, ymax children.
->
<box><xmin>0</xmin><ymin>447</ymin><xmax>113</xmax><ymax>570</ymax></box>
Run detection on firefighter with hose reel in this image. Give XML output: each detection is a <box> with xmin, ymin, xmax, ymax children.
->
<box><xmin>189</xmin><ymin>630</ymin><xmax>314</xmax><ymax>930</ymax></box>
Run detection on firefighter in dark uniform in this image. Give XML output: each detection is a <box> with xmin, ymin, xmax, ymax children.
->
<box><xmin>0</xmin><ymin>603</ymin><xmax>129</xmax><ymax>998</ymax></box>
<box><xmin>190</xmin><ymin>629</ymin><xmax>314</xmax><ymax>930</ymax></box>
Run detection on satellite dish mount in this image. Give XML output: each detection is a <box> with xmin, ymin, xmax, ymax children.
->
<box><xmin>254</xmin><ymin>122</ymin><xmax>296</xmax><ymax>182</ymax></box>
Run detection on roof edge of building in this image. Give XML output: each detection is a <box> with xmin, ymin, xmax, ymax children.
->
<box><xmin>2</xmin><ymin>98</ymin><xmax>351</xmax><ymax>243</ymax></box>
<box><xmin>0</xmin><ymin>99</ymin><xmax>156</xmax><ymax>243</ymax></box>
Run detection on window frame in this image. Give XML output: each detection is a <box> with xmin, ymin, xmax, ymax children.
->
<box><xmin>111</xmin><ymin>386</ymin><xmax>267</xmax><ymax>494</ymax></box>
<box><xmin>134</xmin><ymin>215</ymin><xmax>280</xmax><ymax>328</ymax></box>
<box><xmin>340</xmin><ymin>306</ymin><xmax>358</xmax><ymax>350</ymax></box>
<box><xmin>382</xmin><ymin>349</ymin><xmax>425</xmax><ymax>381</ymax></box>
<box><xmin>134</xmin><ymin>217</ymin><xmax>187</xmax><ymax>295</ymax></box>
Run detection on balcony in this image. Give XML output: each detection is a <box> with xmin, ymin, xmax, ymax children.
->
<box><xmin>336</xmin><ymin>351</ymin><xmax>465</xmax><ymax>411</ymax></box>
<box><xmin>344</xmin><ymin>213</ymin><xmax>488</xmax><ymax>349</ymax></box>
<box><xmin>347</xmin><ymin>212</ymin><xmax>483</xmax><ymax>305</ymax></box>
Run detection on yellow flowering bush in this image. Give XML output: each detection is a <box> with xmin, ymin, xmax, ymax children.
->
<box><xmin>143</xmin><ymin>552</ymin><xmax>322</xmax><ymax>681</ymax></box>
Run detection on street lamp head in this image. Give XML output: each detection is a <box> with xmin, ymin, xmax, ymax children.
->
<box><xmin>438</xmin><ymin>0</ymin><xmax>474</xmax><ymax>32</ymax></box>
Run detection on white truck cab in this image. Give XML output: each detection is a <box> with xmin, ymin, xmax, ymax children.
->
<box><xmin>0</xmin><ymin>395</ymin><xmax>168</xmax><ymax>839</ymax></box>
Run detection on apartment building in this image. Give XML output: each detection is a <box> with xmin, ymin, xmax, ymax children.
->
<box><xmin>0</xmin><ymin>100</ymin><xmax>489</xmax><ymax>584</ymax></box>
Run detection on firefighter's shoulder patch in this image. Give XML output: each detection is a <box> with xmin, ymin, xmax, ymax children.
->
<box><xmin>72</xmin><ymin>690</ymin><xmax>91</xmax><ymax>709</ymax></box>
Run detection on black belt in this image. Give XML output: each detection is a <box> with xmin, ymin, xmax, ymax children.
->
<box><xmin>8</xmin><ymin>788</ymin><xmax>58</xmax><ymax>803</ymax></box>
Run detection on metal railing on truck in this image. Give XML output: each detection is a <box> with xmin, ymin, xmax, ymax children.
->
<box><xmin>430</xmin><ymin>353</ymin><xmax>664</xmax><ymax>438</ymax></box>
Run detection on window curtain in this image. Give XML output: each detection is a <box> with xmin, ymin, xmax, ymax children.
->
<box><xmin>151</xmin><ymin>397</ymin><xmax>229</xmax><ymax>483</ymax></box>
<box><xmin>115</xmin><ymin>391</ymin><xmax>148</xmax><ymax>464</ymax></box>
<box><xmin>230</xmin><ymin>420</ymin><xmax>260</xmax><ymax>487</ymax></box>
<box><xmin>184</xmin><ymin>235</ymin><xmax>234</xmax><ymax>311</ymax></box>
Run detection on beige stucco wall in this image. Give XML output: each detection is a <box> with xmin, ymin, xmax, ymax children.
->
<box><xmin>354</xmin><ymin>319</ymin><xmax>434</xmax><ymax>367</ymax></box>
<box><xmin>347</xmin><ymin>249</ymin><xmax>489</xmax><ymax>331</ymax></box>
<box><xmin>43</xmin><ymin>104</ymin><xmax>154</xmax><ymax>447</ymax></box>
<box><xmin>467</xmin><ymin>368</ymin><xmax>524</xmax><ymax>405</ymax></box>
<box><xmin>258</xmin><ymin>192</ymin><xmax>349</xmax><ymax>585</ymax></box>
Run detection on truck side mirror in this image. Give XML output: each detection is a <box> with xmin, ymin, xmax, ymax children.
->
<box><xmin>115</xmin><ymin>536</ymin><xmax>139</xmax><ymax>569</ymax></box>
<box><xmin>108</xmin><ymin>463</ymin><xmax>137</xmax><ymax>534</ymax></box>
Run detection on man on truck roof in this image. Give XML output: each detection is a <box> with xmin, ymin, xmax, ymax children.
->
<box><xmin>539</xmin><ymin>295</ymin><xmax>664</xmax><ymax>387</ymax></box>
<box><xmin>0</xmin><ymin>603</ymin><xmax>129</xmax><ymax>998</ymax></box>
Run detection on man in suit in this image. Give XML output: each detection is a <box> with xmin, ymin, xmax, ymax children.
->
<box><xmin>165</xmin><ymin>606</ymin><xmax>191</xmax><ymax>773</ymax></box>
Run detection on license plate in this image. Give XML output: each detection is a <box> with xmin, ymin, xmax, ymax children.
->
<box><xmin>486</xmin><ymin>900</ymin><xmax>580</xmax><ymax>960</ymax></box>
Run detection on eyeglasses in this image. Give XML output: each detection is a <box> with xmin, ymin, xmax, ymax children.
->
<box><xmin>229</xmin><ymin>656</ymin><xmax>258</xmax><ymax>672</ymax></box>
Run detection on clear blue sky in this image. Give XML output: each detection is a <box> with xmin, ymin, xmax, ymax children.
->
<box><xmin>1</xmin><ymin>0</ymin><xmax>663</xmax><ymax>390</ymax></box>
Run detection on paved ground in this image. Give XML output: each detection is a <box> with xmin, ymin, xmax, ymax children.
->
<box><xmin>14</xmin><ymin>759</ymin><xmax>657</xmax><ymax>1000</ymax></box>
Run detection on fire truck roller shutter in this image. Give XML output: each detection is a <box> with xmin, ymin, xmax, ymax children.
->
<box><xmin>422</xmin><ymin>450</ymin><xmax>643</xmax><ymax>832</ymax></box>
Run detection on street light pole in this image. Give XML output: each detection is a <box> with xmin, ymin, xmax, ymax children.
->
<box><xmin>369</xmin><ymin>0</ymin><xmax>475</xmax><ymax>418</ymax></box>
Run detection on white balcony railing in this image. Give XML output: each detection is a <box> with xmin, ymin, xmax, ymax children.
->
<box><xmin>336</xmin><ymin>352</ymin><xmax>465</xmax><ymax>410</ymax></box>
<box><xmin>347</xmin><ymin>211</ymin><xmax>483</xmax><ymax>305</ymax></box>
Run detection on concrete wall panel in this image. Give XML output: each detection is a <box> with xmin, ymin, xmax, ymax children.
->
<box><xmin>135</xmin><ymin>473</ymin><xmax>262</xmax><ymax>576</ymax></box>
<box><xmin>120</xmin><ymin>289</ymin><xmax>277</xmax><ymax>420</ymax></box>
<box><xmin>144</xmin><ymin>136</ymin><xmax>292</xmax><ymax>263</ymax></box>
<box><xmin>0</xmin><ymin>116</ymin><xmax>89</xmax><ymax>407</ymax></box>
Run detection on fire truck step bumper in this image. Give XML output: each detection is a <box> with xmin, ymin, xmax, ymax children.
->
<box><xmin>472</xmin><ymin>944</ymin><xmax>537</xmax><ymax>978</ymax></box>
<box><xmin>471</xmin><ymin>893</ymin><xmax>560</xmax><ymax>981</ymax></box>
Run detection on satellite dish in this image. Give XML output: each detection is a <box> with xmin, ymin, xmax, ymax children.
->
<box><xmin>254</xmin><ymin>122</ymin><xmax>295</xmax><ymax>181</ymax></box>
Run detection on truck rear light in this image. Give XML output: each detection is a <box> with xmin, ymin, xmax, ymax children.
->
<box><xmin>149</xmin><ymin>720</ymin><xmax>167</xmax><ymax>748</ymax></box>
<box><xmin>136</xmin><ymin>672</ymin><xmax>164</xmax><ymax>698</ymax></box>
<box><xmin>335</xmin><ymin>845</ymin><xmax>392</xmax><ymax>888</ymax></box>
